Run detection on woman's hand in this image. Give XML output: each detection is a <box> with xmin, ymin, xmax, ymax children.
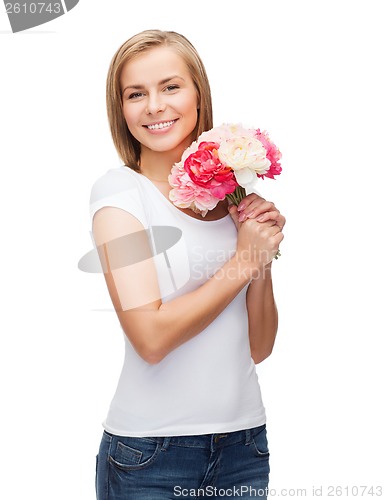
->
<box><xmin>228</xmin><ymin>193</ymin><xmax>285</xmax><ymax>268</ymax></box>
<box><xmin>228</xmin><ymin>193</ymin><xmax>286</xmax><ymax>231</ymax></box>
<box><xmin>235</xmin><ymin>217</ymin><xmax>284</xmax><ymax>270</ymax></box>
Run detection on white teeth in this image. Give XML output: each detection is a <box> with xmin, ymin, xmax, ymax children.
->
<box><xmin>147</xmin><ymin>120</ymin><xmax>175</xmax><ymax>130</ymax></box>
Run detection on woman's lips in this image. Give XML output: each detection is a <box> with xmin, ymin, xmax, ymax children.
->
<box><xmin>144</xmin><ymin>119</ymin><xmax>177</xmax><ymax>133</ymax></box>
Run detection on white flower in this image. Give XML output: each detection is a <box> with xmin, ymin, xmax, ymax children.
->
<box><xmin>218</xmin><ymin>136</ymin><xmax>270</xmax><ymax>172</ymax></box>
<box><xmin>218</xmin><ymin>136</ymin><xmax>270</xmax><ymax>192</ymax></box>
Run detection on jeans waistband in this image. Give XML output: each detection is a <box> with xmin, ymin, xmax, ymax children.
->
<box><xmin>105</xmin><ymin>424</ymin><xmax>266</xmax><ymax>454</ymax></box>
<box><xmin>166</xmin><ymin>425</ymin><xmax>266</xmax><ymax>453</ymax></box>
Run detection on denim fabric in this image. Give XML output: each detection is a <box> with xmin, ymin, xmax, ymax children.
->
<box><xmin>95</xmin><ymin>424</ymin><xmax>270</xmax><ymax>499</ymax></box>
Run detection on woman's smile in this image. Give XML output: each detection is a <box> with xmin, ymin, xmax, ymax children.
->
<box><xmin>144</xmin><ymin>119</ymin><xmax>178</xmax><ymax>133</ymax></box>
<box><xmin>120</xmin><ymin>46</ymin><xmax>199</xmax><ymax>159</ymax></box>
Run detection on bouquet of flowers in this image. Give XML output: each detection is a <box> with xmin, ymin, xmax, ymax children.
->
<box><xmin>169</xmin><ymin>123</ymin><xmax>282</xmax><ymax>217</ymax></box>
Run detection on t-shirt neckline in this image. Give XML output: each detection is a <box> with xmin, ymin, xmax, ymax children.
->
<box><xmin>120</xmin><ymin>166</ymin><xmax>232</xmax><ymax>225</ymax></box>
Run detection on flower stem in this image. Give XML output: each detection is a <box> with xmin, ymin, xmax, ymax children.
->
<box><xmin>227</xmin><ymin>187</ymin><xmax>282</xmax><ymax>261</ymax></box>
<box><xmin>226</xmin><ymin>186</ymin><xmax>247</xmax><ymax>206</ymax></box>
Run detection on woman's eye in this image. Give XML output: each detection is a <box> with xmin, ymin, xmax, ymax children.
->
<box><xmin>128</xmin><ymin>92</ymin><xmax>144</xmax><ymax>100</ymax></box>
<box><xmin>165</xmin><ymin>85</ymin><xmax>179</xmax><ymax>92</ymax></box>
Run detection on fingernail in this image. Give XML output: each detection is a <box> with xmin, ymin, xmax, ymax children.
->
<box><xmin>256</xmin><ymin>214</ymin><xmax>265</xmax><ymax>221</ymax></box>
<box><xmin>237</xmin><ymin>203</ymin><xmax>244</xmax><ymax>211</ymax></box>
<box><xmin>238</xmin><ymin>213</ymin><xmax>246</xmax><ymax>222</ymax></box>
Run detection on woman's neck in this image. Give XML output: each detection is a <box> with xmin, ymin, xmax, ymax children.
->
<box><xmin>138</xmin><ymin>149</ymin><xmax>179</xmax><ymax>181</ymax></box>
<box><xmin>139</xmin><ymin>135</ymin><xmax>194</xmax><ymax>181</ymax></box>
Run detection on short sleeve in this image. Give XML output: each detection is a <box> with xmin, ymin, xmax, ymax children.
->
<box><xmin>89</xmin><ymin>167</ymin><xmax>149</xmax><ymax>229</ymax></box>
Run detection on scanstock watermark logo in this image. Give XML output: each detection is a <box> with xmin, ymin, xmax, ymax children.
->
<box><xmin>78</xmin><ymin>226</ymin><xmax>191</xmax><ymax>310</ymax></box>
<box><xmin>4</xmin><ymin>1</ymin><xmax>79</xmax><ymax>32</ymax></box>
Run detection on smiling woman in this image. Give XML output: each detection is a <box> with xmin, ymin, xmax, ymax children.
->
<box><xmin>106</xmin><ymin>30</ymin><xmax>213</xmax><ymax>175</ymax></box>
<box><xmin>119</xmin><ymin>48</ymin><xmax>199</xmax><ymax>167</ymax></box>
<box><xmin>91</xmin><ymin>29</ymin><xmax>285</xmax><ymax>500</ymax></box>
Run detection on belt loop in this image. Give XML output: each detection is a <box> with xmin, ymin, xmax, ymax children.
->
<box><xmin>245</xmin><ymin>429</ymin><xmax>251</xmax><ymax>446</ymax></box>
<box><xmin>161</xmin><ymin>437</ymin><xmax>171</xmax><ymax>451</ymax></box>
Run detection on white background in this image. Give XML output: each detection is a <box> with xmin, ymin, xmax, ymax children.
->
<box><xmin>1</xmin><ymin>1</ymin><xmax>383</xmax><ymax>498</ymax></box>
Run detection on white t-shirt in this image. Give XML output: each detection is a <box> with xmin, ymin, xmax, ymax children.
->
<box><xmin>89</xmin><ymin>165</ymin><xmax>266</xmax><ymax>437</ymax></box>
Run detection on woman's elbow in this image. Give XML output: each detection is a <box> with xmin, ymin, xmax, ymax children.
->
<box><xmin>140</xmin><ymin>346</ymin><xmax>166</xmax><ymax>365</ymax></box>
<box><xmin>251</xmin><ymin>346</ymin><xmax>274</xmax><ymax>364</ymax></box>
<box><xmin>124</xmin><ymin>335</ymin><xmax>167</xmax><ymax>365</ymax></box>
<box><xmin>118</xmin><ymin>309</ymin><xmax>169</xmax><ymax>364</ymax></box>
<box><xmin>123</xmin><ymin>327</ymin><xmax>170</xmax><ymax>365</ymax></box>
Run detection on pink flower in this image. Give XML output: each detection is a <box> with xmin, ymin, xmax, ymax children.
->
<box><xmin>199</xmin><ymin>123</ymin><xmax>255</xmax><ymax>143</ymax></box>
<box><xmin>255</xmin><ymin>129</ymin><xmax>282</xmax><ymax>179</ymax></box>
<box><xmin>184</xmin><ymin>142</ymin><xmax>237</xmax><ymax>199</ymax></box>
<box><xmin>168</xmin><ymin>123</ymin><xmax>282</xmax><ymax>217</ymax></box>
<box><xmin>168</xmin><ymin>162</ymin><xmax>219</xmax><ymax>217</ymax></box>
<box><xmin>197</xmin><ymin>124</ymin><xmax>234</xmax><ymax>143</ymax></box>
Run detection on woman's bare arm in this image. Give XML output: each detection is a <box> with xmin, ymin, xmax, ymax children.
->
<box><xmin>228</xmin><ymin>195</ymin><xmax>285</xmax><ymax>363</ymax></box>
<box><xmin>246</xmin><ymin>263</ymin><xmax>279</xmax><ymax>364</ymax></box>
<box><xmin>93</xmin><ymin>206</ymin><xmax>265</xmax><ymax>364</ymax></box>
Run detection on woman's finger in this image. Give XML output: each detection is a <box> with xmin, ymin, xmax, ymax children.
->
<box><xmin>238</xmin><ymin>200</ymin><xmax>274</xmax><ymax>219</ymax></box>
<box><xmin>239</xmin><ymin>203</ymin><xmax>277</xmax><ymax>223</ymax></box>
<box><xmin>255</xmin><ymin>211</ymin><xmax>285</xmax><ymax>228</ymax></box>
<box><xmin>237</xmin><ymin>193</ymin><xmax>265</xmax><ymax>211</ymax></box>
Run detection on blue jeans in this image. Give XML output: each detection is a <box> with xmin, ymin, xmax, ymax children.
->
<box><xmin>95</xmin><ymin>424</ymin><xmax>270</xmax><ymax>499</ymax></box>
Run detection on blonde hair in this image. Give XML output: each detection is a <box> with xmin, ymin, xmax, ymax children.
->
<box><xmin>106</xmin><ymin>29</ymin><xmax>213</xmax><ymax>170</ymax></box>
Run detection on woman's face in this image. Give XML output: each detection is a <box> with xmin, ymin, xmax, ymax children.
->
<box><xmin>120</xmin><ymin>46</ymin><xmax>199</xmax><ymax>160</ymax></box>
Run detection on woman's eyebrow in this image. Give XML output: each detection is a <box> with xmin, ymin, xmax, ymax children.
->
<box><xmin>158</xmin><ymin>75</ymin><xmax>185</xmax><ymax>85</ymax></box>
<box><xmin>122</xmin><ymin>75</ymin><xmax>185</xmax><ymax>94</ymax></box>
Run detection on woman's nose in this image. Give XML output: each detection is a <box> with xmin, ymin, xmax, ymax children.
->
<box><xmin>146</xmin><ymin>93</ymin><xmax>165</xmax><ymax>115</ymax></box>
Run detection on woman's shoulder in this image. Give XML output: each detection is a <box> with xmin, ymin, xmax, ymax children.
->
<box><xmin>90</xmin><ymin>165</ymin><xmax>142</xmax><ymax>201</ymax></box>
<box><xmin>89</xmin><ymin>165</ymin><xmax>150</xmax><ymax>227</ymax></box>
<box><xmin>91</xmin><ymin>165</ymin><xmax>140</xmax><ymax>186</ymax></box>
